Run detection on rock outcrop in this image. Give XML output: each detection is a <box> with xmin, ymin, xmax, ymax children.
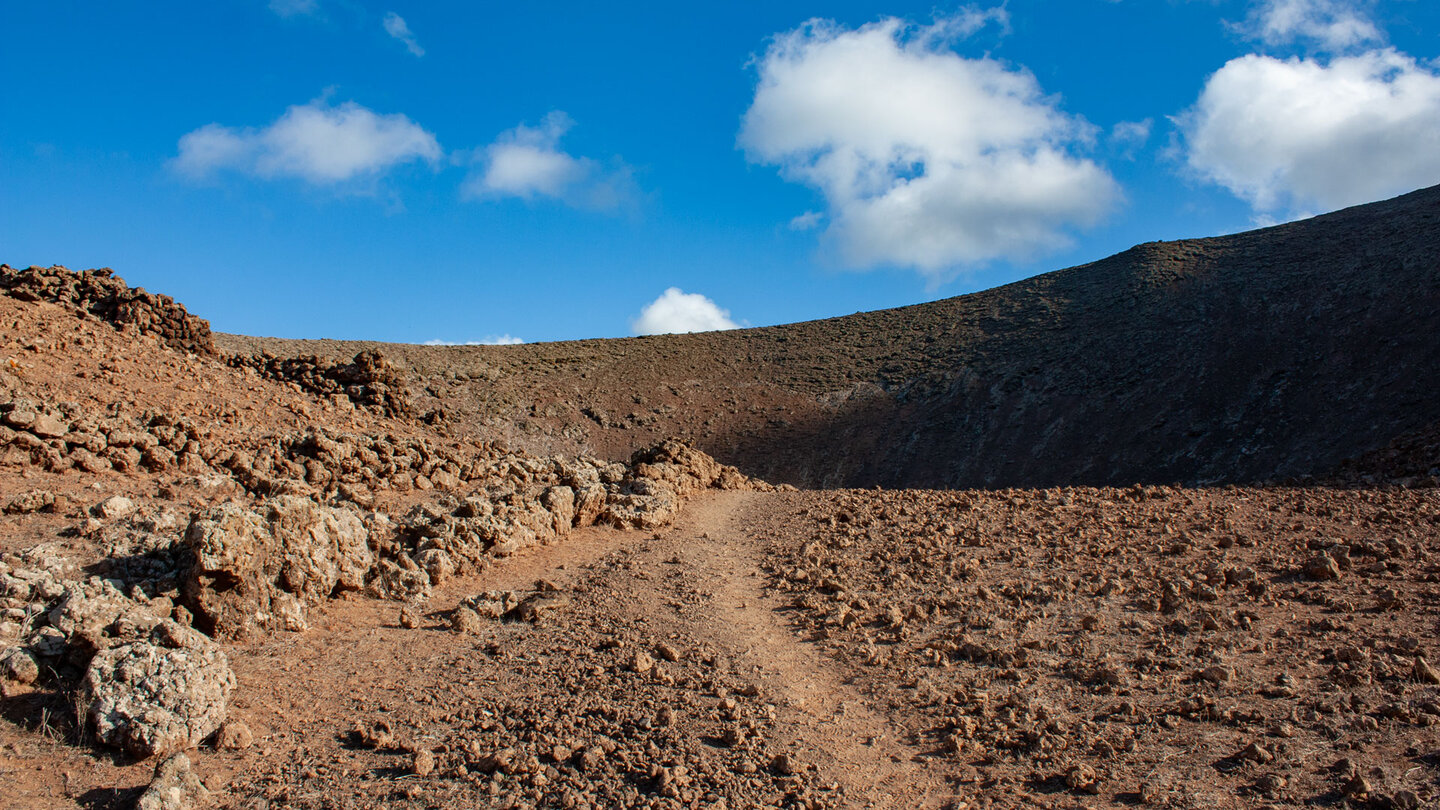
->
<box><xmin>227</xmin><ymin>350</ymin><xmax>413</xmax><ymax>417</ymax></box>
<box><xmin>180</xmin><ymin>496</ymin><xmax>372</xmax><ymax>638</ymax></box>
<box><xmin>0</xmin><ymin>264</ymin><xmax>213</xmax><ymax>355</ymax></box>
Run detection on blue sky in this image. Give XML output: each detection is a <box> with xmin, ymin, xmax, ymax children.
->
<box><xmin>3</xmin><ymin>1</ymin><xmax>1438</xmax><ymax>343</ymax></box>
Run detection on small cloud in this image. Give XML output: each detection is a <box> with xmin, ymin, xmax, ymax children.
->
<box><xmin>920</xmin><ymin>6</ymin><xmax>1011</xmax><ymax>41</ymax></box>
<box><xmin>1110</xmin><ymin>119</ymin><xmax>1153</xmax><ymax>156</ymax></box>
<box><xmin>788</xmin><ymin>210</ymin><xmax>823</xmax><ymax>231</ymax></box>
<box><xmin>462</xmin><ymin>112</ymin><xmax>635</xmax><ymax>212</ymax></box>
<box><xmin>269</xmin><ymin>0</ymin><xmax>319</xmax><ymax>18</ymax></box>
<box><xmin>1241</xmin><ymin>0</ymin><xmax>1383</xmax><ymax>51</ymax></box>
<box><xmin>172</xmin><ymin>98</ymin><xmax>441</xmax><ymax>187</ymax></box>
<box><xmin>632</xmin><ymin>288</ymin><xmax>740</xmax><ymax>336</ymax></box>
<box><xmin>383</xmin><ymin>12</ymin><xmax>424</xmax><ymax>57</ymax></box>
<box><xmin>422</xmin><ymin>335</ymin><xmax>524</xmax><ymax>346</ymax></box>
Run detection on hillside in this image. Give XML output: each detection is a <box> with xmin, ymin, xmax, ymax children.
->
<box><xmin>0</xmin><ymin>187</ymin><xmax>1436</xmax><ymax>810</ymax></box>
<box><xmin>220</xmin><ymin>184</ymin><xmax>1440</xmax><ymax>489</ymax></box>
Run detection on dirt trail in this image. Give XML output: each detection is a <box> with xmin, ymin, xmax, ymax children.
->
<box><xmin>199</xmin><ymin>491</ymin><xmax>957</xmax><ymax>809</ymax></box>
<box><xmin>656</xmin><ymin>492</ymin><xmax>952</xmax><ymax>808</ymax></box>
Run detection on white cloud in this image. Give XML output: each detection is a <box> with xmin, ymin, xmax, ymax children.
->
<box><xmin>739</xmin><ymin>13</ymin><xmax>1119</xmax><ymax>277</ymax></box>
<box><xmin>423</xmin><ymin>335</ymin><xmax>524</xmax><ymax>346</ymax></box>
<box><xmin>383</xmin><ymin>12</ymin><xmax>424</xmax><ymax>57</ymax></box>
<box><xmin>789</xmin><ymin>210</ymin><xmax>823</xmax><ymax>231</ymax></box>
<box><xmin>462</xmin><ymin>112</ymin><xmax>634</xmax><ymax>211</ymax></box>
<box><xmin>1110</xmin><ymin>119</ymin><xmax>1153</xmax><ymax>154</ymax></box>
<box><xmin>173</xmin><ymin>99</ymin><xmax>441</xmax><ymax>186</ymax></box>
<box><xmin>269</xmin><ymin>0</ymin><xmax>318</xmax><ymax>18</ymax></box>
<box><xmin>632</xmin><ymin>289</ymin><xmax>740</xmax><ymax>336</ymax></box>
<box><xmin>1246</xmin><ymin>0</ymin><xmax>1381</xmax><ymax>51</ymax></box>
<box><xmin>1180</xmin><ymin>49</ymin><xmax>1440</xmax><ymax>213</ymax></box>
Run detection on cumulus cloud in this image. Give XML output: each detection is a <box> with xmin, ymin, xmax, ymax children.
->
<box><xmin>173</xmin><ymin>99</ymin><xmax>441</xmax><ymax>186</ymax></box>
<box><xmin>739</xmin><ymin>13</ymin><xmax>1119</xmax><ymax>277</ymax></box>
<box><xmin>423</xmin><ymin>335</ymin><xmax>524</xmax><ymax>346</ymax></box>
<box><xmin>1179</xmin><ymin>49</ymin><xmax>1440</xmax><ymax>213</ymax></box>
<box><xmin>1244</xmin><ymin>0</ymin><xmax>1382</xmax><ymax>51</ymax></box>
<box><xmin>269</xmin><ymin>0</ymin><xmax>318</xmax><ymax>18</ymax></box>
<box><xmin>632</xmin><ymin>289</ymin><xmax>740</xmax><ymax>336</ymax></box>
<box><xmin>383</xmin><ymin>12</ymin><xmax>424</xmax><ymax>57</ymax></box>
<box><xmin>463</xmin><ymin>112</ymin><xmax>634</xmax><ymax>211</ymax></box>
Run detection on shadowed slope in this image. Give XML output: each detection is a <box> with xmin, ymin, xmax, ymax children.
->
<box><xmin>219</xmin><ymin>184</ymin><xmax>1440</xmax><ymax>488</ymax></box>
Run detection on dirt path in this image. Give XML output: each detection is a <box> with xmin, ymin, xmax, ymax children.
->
<box><xmin>203</xmin><ymin>490</ymin><xmax>957</xmax><ymax>809</ymax></box>
<box><xmin>653</xmin><ymin>491</ymin><xmax>952</xmax><ymax>809</ymax></box>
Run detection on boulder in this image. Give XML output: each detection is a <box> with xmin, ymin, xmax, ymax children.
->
<box><xmin>83</xmin><ymin>619</ymin><xmax>235</xmax><ymax>758</ymax></box>
<box><xmin>30</xmin><ymin>414</ymin><xmax>68</xmax><ymax>439</ymax></box>
<box><xmin>5</xmin><ymin>489</ymin><xmax>56</xmax><ymax>514</ymax></box>
<box><xmin>92</xmin><ymin>495</ymin><xmax>136</xmax><ymax>521</ymax></box>
<box><xmin>180</xmin><ymin>496</ymin><xmax>371</xmax><ymax>638</ymax></box>
<box><xmin>0</xmin><ymin>646</ymin><xmax>39</xmax><ymax>684</ymax></box>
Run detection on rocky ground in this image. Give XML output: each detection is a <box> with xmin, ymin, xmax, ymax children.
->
<box><xmin>0</xmin><ymin>257</ymin><xmax>1437</xmax><ymax>810</ymax></box>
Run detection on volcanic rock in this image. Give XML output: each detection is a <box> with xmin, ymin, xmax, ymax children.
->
<box><xmin>82</xmin><ymin>620</ymin><xmax>236</xmax><ymax>758</ymax></box>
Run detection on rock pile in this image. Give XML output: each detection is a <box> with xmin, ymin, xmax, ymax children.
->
<box><xmin>178</xmin><ymin>439</ymin><xmax>771</xmax><ymax>636</ymax></box>
<box><xmin>2</xmin><ymin>547</ymin><xmax>237</xmax><ymax>761</ymax></box>
<box><xmin>376</xmin><ymin>440</ymin><xmax>773</xmax><ymax>597</ymax></box>
<box><xmin>0</xmin><ymin>387</ymin><xmax>493</xmax><ymax>499</ymax></box>
<box><xmin>0</xmin><ymin>396</ymin><xmax>216</xmax><ymax>476</ymax></box>
<box><xmin>247</xmin><ymin>429</ymin><xmax>502</xmax><ymax>501</ymax></box>
<box><xmin>0</xmin><ymin>264</ymin><xmax>214</xmax><ymax>355</ymax></box>
<box><xmin>226</xmin><ymin>350</ymin><xmax>414</xmax><ymax>417</ymax></box>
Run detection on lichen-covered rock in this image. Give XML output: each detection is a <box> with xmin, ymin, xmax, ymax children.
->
<box><xmin>92</xmin><ymin>495</ymin><xmax>136</xmax><ymax>521</ymax></box>
<box><xmin>136</xmin><ymin>752</ymin><xmax>210</xmax><ymax>810</ymax></box>
<box><xmin>414</xmin><ymin>547</ymin><xmax>454</xmax><ymax>585</ymax></box>
<box><xmin>367</xmin><ymin>557</ymin><xmax>431</xmax><ymax>602</ymax></box>
<box><xmin>4</xmin><ymin>489</ymin><xmax>56</xmax><ymax>514</ymax></box>
<box><xmin>83</xmin><ymin>619</ymin><xmax>235</xmax><ymax>758</ymax></box>
<box><xmin>180</xmin><ymin>496</ymin><xmax>371</xmax><ymax>638</ymax></box>
<box><xmin>0</xmin><ymin>646</ymin><xmax>39</xmax><ymax>683</ymax></box>
<box><xmin>47</xmin><ymin>577</ymin><xmax>150</xmax><ymax>660</ymax></box>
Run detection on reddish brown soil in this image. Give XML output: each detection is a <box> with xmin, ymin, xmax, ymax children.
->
<box><xmin>8</xmin><ymin>484</ymin><xmax>1436</xmax><ymax>808</ymax></box>
<box><xmin>3</xmin><ymin>186</ymin><xmax>1440</xmax><ymax>809</ymax></box>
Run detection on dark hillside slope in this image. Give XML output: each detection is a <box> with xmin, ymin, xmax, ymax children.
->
<box><xmin>220</xmin><ymin>184</ymin><xmax>1440</xmax><ymax>488</ymax></box>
